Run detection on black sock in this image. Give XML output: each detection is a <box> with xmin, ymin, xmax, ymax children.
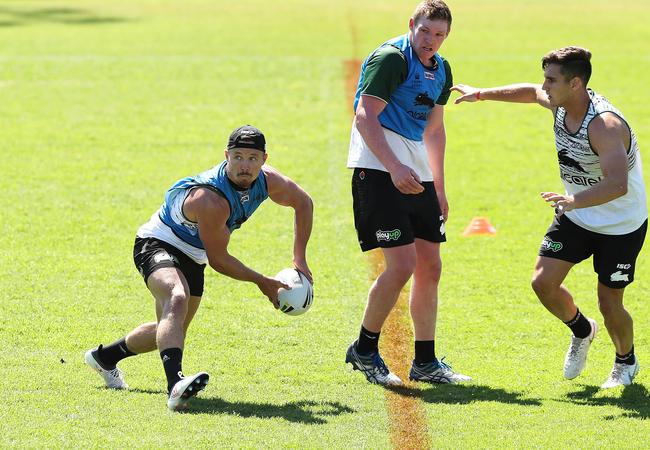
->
<box><xmin>563</xmin><ymin>309</ymin><xmax>592</xmax><ymax>339</ymax></box>
<box><xmin>160</xmin><ymin>348</ymin><xmax>183</xmax><ymax>393</ymax></box>
<box><xmin>357</xmin><ymin>326</ymin><xmax>380</xmax><ymax>355</ymax></box>
<box><xmin>96</xmin><ymin>337</ymin><xmax>136</xmax><ymax>368</ymax></box>
<box><xmin>615</xmin><ymin>346</ymin><xmax>636</xmax><ymax>365</ymax></box>
<box><xmin>414</xmin><ymin>340</ymin><xmax>436</xmax><ymax>365</ymax></box>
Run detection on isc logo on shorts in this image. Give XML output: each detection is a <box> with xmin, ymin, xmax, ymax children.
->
<box><xmin>376</xmin><ymin>229</ymin><xmax>401</xmax><ymax>242</ymax></box>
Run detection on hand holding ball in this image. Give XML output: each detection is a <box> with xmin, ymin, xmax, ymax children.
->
<box><xmin>275</xmin><ymin>268</ymin><xmax>314</xmax><ymax>316</ymax></box>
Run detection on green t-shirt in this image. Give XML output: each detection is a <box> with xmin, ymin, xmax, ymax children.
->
<box><xmin>359</xmin><ymin>45</ymin><xmax>453</xmax><ymax>106</ymax></box>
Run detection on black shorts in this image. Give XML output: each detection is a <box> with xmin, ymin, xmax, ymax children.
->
<box><xmin>351</xmin><ymin>168</ymin><xmax>446</xmax><ymax>252</ymax></box>
<box><xmin>539</xmin><ymin>215</ymin><xmax>647</xmax><ymax>289</ymax></box>
<box><xmin>133</xmin><ymin>237</ymin><xmax>207</xmax><ymax>297</ymax></box>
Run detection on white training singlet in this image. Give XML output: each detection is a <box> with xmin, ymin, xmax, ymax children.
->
<box><xmin>347</xmin><ymin>120</ymin><xmax>433</xmax><ymax>182</ymax></box>
<box><xmin>554</xmin><ymin>89</ymin><xmax>647</xmax><ymax>234</ymax></box>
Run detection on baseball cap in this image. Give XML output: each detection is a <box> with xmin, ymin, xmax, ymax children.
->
<box><xmin>227</xmin><ymin>125</ymin><xmax>266</xmax><ymax>152</ymax></box>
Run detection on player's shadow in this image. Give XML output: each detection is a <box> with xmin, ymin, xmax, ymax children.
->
<box><xmin>386</xmin><ymin>384</ymin><xmax>542</xmax><ymax>406</ymax></box>
<box><xmin>182</xmin><ymin>397</ymin><xmax>355</xmax><ymax>423</ymax></box>
<box><xmin>561</xmin><ymin>384</ymin><xmax>649</xmax><ymax>420</ymax></box>
<box><xmin>0</xmin><ymin>6</ymin><xmax>129</xmax><ymax>27</ymax></box>
<box><xmin>128</xmin><ymin>388</ymin><xmax>355</xmax><ymax>423</ymax></box>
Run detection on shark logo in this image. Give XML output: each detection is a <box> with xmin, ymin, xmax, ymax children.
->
<box><xmin>610</xmin><ymin>271</ymin><xmax>629</xmax><ymax>282</ymax></box>
<box><xmin>558</xmin><ymin>149</ymin><xmax>586</xmax><ymax>173</ymax></box>
<box><xmin>376</xmin><ymin>229</ymin><xmax>401</xmax><ymax>242</ymax></box>
<box><xmin>541</xmin><ymin>237</ymin><xmax>563</xmax><ymax>252</ymax></box>
<box><xmin>414</xmin><ymin>92</ymin><xmax>435</xmax><ymax>107</ymax></box>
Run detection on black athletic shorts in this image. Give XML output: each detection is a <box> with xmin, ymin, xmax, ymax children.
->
<box><xmin>133</xmin><ymin>237</ymin><xmax>207</xmax><ymax>297</ymax></box>
<box><xmin>351</xmin><ymin>168</ymin><xmax>446</xmax><ymax>252</ymax></box>
<box><xmin>539</xmin><ymin>214</ymin><xmax>647</xmax><ymax>289</ymax></box>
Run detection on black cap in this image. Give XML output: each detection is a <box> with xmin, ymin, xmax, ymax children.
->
<box><xmin>227</xmin><ymin>125</ymin><xmax>266</xmax><ymax>152</ymax></box>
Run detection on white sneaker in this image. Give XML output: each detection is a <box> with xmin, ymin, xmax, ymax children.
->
<box><xmin>563</xmin><ymin>318</ymin><xmax>598</xmax><ymax>380</ymax></box>
<box><xmin>601</xmin><ymin>359</ymin><xmax>640</xmax><ymax>389</ymax></box>
<box><xmin>84</xmin><ymin>347</ymin><xmax>129</xmax><ymax>389</ymax></box>
<box><xmin>167</xmin><ymin>372</ymin><xmax>209</xmax><ymax>411</ymax></box>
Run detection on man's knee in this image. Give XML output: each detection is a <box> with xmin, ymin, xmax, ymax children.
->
<box><xmin>531</xmin><ymin>272</ymin><xmax>558</xmax><ymax>298</ymax></box>
<box><xmin>164</xmin><ymin>291</ymin><xmax>190</xmax><ymax>318</ymax></box>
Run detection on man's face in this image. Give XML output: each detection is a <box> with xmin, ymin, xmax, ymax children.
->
<box><xmin>542</xmin><ymin>63</ymin><xmax>575</xmax><ymax>107</ymax></box>
<box><xmin>409</xmin><ymin>17</ymin><xmax>450</xmax><ymax>66</ymax></box>
<box><xmin>225</xmin><ymin>148</ymin><xmax>267</xmax><ymax>188</ymax></box>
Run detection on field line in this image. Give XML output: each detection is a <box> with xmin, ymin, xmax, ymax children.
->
<box><xmin>344</xmin><ymin>58</ymin><xmax>431</xmax><ymax>450</ymax></box>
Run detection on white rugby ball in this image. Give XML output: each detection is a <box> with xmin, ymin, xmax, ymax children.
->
<box><xmin>276</xmin><ymin>268</ymin><xmax>314</xmax><ymax>316</ymax></box>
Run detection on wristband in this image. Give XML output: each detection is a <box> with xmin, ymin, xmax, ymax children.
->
<box><xmin>476</xmin><ymin>91</ymin><xmax>482</xmax><ymax>101</ymax></box>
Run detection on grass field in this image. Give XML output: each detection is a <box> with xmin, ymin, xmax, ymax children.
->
<box><xmin>1</xmin><ymin>0</ymin><xmax>649</xmax><ymax>448</ymax></box>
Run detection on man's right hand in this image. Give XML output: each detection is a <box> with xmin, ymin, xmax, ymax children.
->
<box><xmin>389</xmin><ymin>163</ymin><xmax>424</xmax><ymax>194</ymax></box>
<box><xmin>256</xmin><ymin>276</ymin><xmax>290</xmax><ymax>309</ymax></box>
<box><xmin>451</xmin><ymin>84</ymin><xmax>481</xmax><ymax>104</ymax></box>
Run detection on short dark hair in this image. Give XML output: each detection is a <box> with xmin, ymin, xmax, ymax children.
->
<box><xmin>542</xmin><ymin>46</ymin><xmax>592</xmax><ymax>85</ymax></box>
<box><xmin>412</xmin><ymin>0</ymin><xmax>452</xmax><ymax>27</ymax></box>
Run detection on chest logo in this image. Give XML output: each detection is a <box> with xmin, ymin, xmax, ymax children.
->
<box><xmin>558</xmin><ymin>149</ymin><xmax>587</xmax><ymax>174</ymax></box>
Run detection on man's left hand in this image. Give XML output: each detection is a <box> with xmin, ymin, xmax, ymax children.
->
<box><xmin>541</xmin><ymin>191</ymin><xmax>575</xmax><ymax>216</ymax></box>
<box><xmin>293</xmin><ymin>259</ymin><xmax>313</xmax><ymax>284</ymax></box>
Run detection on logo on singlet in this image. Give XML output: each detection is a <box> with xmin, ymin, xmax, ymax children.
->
<box><xmin>239</xmin><ymin>191</ymin><xmax>250</xmax><ymax>203</ymax></box>
<box><xmin>558</xmin><ymin>149</ymin><xmax>587</xmax><ymax>174</ymax></box>
<box><xmin>541</xmin><ymin>237</ymin><xmax>563</xmax><ymax>252</ymax></box>
<box><xmin>376</xmin><ymin>229</ymin><xmax>401</xmax><ymax>242</ymax></box>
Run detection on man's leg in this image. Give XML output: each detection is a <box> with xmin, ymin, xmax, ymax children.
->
<box><xmin>531</xmin><ymin>256</ymin><xmax>597</xmax><ymax>379</ymax></box>
<box><xmin>124</xmin><ymin>295</ymin><xmax>202</xmax><ymax>354</ymax></box>
<box><xmin>407</xmin><ymin>239</ymin><xmax>470</xmax><ymax>384</ymax></box>
<box><xmin>346</xmin><ymin>244</ymin><xmax>415</xmax><ymax>386</ymax></box>
<box><xmin>361</xmin><ymin>245</ymin><xmax>416</xmax><ymax>333</ymax></box>
<box><xmin>598</xmin><ymin>283</ymin><xmax>639</xmax><ymax>388</ymax></box>
<box><xmin>146</xmin><ymin>267</ymin><xmax>208</xmax><ymax>409</ymax></box>
<box><xmin>531</xmin><ymin>256</ymin><xmax>576</xmax><ymax>321</ymax></box>
<box><xmin>597</xmin><ymin>283</ymin><xmax>632</xmax><ymax>355</ymax></box>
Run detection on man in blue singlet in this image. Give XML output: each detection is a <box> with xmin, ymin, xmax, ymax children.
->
<box><xmin>345</xmin><ymin>0</ymin><xmax>471</xmax><ymax>386</ymax></box>
<box><xmin>453</xmin><ymin>47</ymin><xmax>647</xmax><ymax>388</ymax></box>
<box><xmin>85</xmin><ymin>125</ymin><xmax>314</xmax><ymax>410</ymax></box>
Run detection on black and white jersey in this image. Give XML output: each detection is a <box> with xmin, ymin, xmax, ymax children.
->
<box><xmin>554</xmin><ymin>89</ymin><xmax>647</xmax><ymax>234</ymax></box>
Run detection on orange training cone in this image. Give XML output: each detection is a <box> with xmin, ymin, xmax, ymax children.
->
<box><xmin>463</xmin><ymin>216</ymin><xmax>497</xmax><ymax>236</ymax></box>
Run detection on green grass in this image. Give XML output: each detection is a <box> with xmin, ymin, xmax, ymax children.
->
<box><xmin>1</xmin><ymin>0</ymin><xmax>649</xmax><ymax>448</ymax></box>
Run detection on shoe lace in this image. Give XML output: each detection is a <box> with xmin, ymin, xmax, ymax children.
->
<box><xmin>609</xmin><ymin>363</ymin><xmax>625</xmax><ymax>380</ymax></box>
<box><xmin>567</xmin><ymin>337</ymin><xmax>587</xmax><ymax>360</ymax></box>
<box><xmin>371</xmin><ymin>353</ymin><xmax>389</xmax><ymax>377</ymax></box>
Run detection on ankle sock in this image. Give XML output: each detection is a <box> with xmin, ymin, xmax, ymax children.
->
<box><xmin>414</xmin><ymin>340</ymin><xmax>436</xmax><ymax>365</ymax></box>
<box><xmin>160</xmin><ymin>348</ymin><xmax>183</xmax><ymax>393</ymax></box>
<box><xmin>96</xmin><ymin>338</ymin><xmax>136</xmax><ymax>368</ymax></box>
<box><xmin>615</xmin><ymin>346</ymin><xmax>636</xmax><ymax>365</ymax></box>
<box><xmin>357</xmin><ymin>326</ymin><xmax>380</xmax><ymax>355</ymax></box>
<box><xmin>564</xmin><ymin>309</ymin><xmax>592</xmax><ymax>339</ymax></box>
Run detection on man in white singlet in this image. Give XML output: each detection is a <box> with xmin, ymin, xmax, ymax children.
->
<box><xmin>452</xmin><ymin>46</ymin><xmax>647</xmax><ymax>388</ymax></box>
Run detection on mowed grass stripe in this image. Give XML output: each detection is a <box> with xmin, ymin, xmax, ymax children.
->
<box><xmin>345</xmin><ymin>59</ymin><xmax>430</xmax><ymax>450</ymax></box>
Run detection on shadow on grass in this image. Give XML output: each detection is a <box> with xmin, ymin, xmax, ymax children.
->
<box><xmin>0</xmin><ymin>6</ymin><xmax>129</xmax><ymax>27</ymax></box>
<box><xmin>386</xmin><ymin>384</ymin><xmax>542</xmax><ymax>406</ymax></box>
<box><xmin>128</xmin><ymin>388</ymin><xmax>355</xmax><ymax>424</ymax></box>
<box><xmin>562</xmin><ymin>384</ymin><xmax>649</xmax><ymax>420</ymax></box>
<box><xmin>183</xmin><ymin>398</ymin><xmax>355</xmax><ymax>423</ymax></box>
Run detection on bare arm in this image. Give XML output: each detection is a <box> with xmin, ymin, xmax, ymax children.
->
<box><xmin>264</xmin><ymin>165</ymin><xmax>314</xmax><ymax>282</ymax></box>
<box><xmin>451</xmin><ymin>83</ymin><xmax>552</xmax><ymax>110</ymax></box>
<box><xmin>184</xmin><ymin>187</ymin><xmax>288</xmax><ymax>308</ymax></box>
<box><xmin>422</xmin><ymin>104</ymin><xmax>448</xmax><ymax>220</ymax></box>
<box><xmin>355</xmin><ymin>95</ymin><xmax>424</xmax><ymax>194</ymax></box>
<box><xmin>541</xmin><ymin>113</ymin><xmax>629</xmax><ymax>212</ymax></box>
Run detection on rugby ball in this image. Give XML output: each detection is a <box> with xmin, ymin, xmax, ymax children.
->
<box><xmin>276</xmin><ymin>268</ymin><xmax>314</xmax><ymax>316</ymax></box>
